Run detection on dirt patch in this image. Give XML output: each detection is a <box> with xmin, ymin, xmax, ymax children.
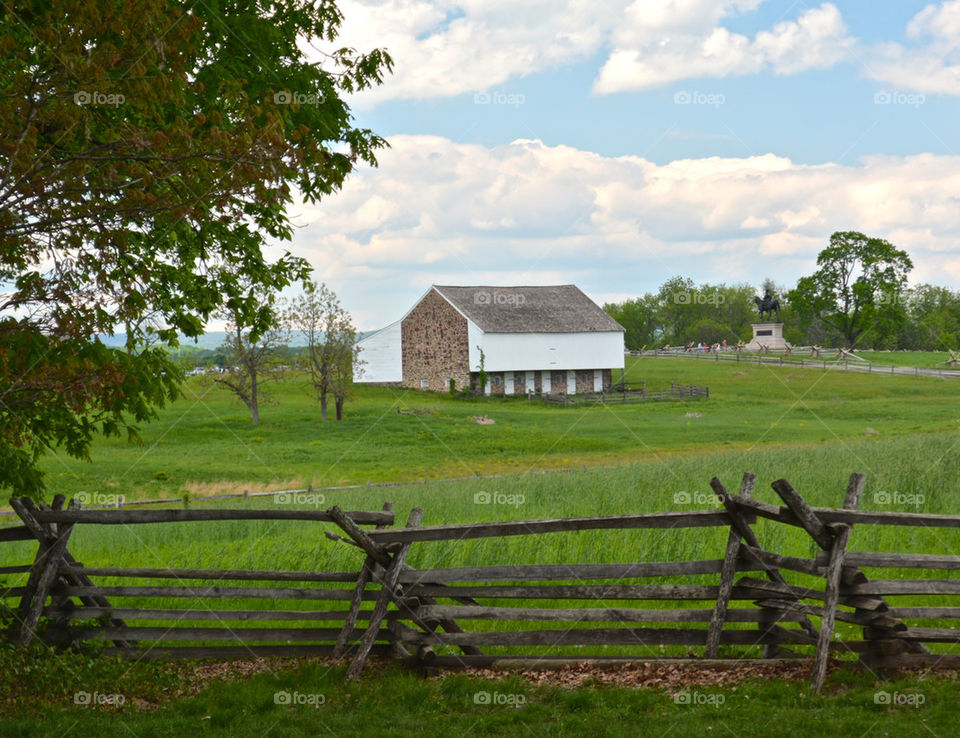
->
<box><xmin>446</xmin><ymin>660</ymin><xmax>816</xmax><ymax>694</ymax></box>
<box><xmin>398</xmin><ymin>407</ymin><xmax>439</xmax><ymax>416</ymax></box>
<box><xmin>181</xmin><ymin>478</ymin><xmax>307</xmax><ymax>498</ymax></box>
<box><xmin>732</xmin><ymin>371</ymin><xmax>747</xmax><ymax>376</ymax></box>
<box><xmin>473</xmin><ymin>416</ymin><xmax>496</xmax><ymax>425</ymax></box>
<box><xmin>865</xmin><ymin>427</ymin><xmax>880</xmax><ymax>436</ymax></box>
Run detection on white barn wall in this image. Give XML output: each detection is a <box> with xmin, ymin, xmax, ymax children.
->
<box><xmin>467</xmin><ymin>321</ymin><xmax>484</xmax><ymax>373</ymax></box>
<box><xmin>478</xmin><ymin>332</ymin><xmax>624</xmax><ymax>373</ymax></box>
<box><xmin>355</xmin><ymin>320</ymin><xmax>402</xmax><ymax>383</ymax></box>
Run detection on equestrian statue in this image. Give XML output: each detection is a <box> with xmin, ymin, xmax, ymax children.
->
<box><xmin>754</xmin><ymin>289</ymin><xmax>781</xmax><ymax>322</ymax></box>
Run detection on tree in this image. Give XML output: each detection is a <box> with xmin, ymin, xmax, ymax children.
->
<box><xmin>285</xmin><ymin>282</ymin><xmax>358</xmax><ymax>421</ymax></box>
<box><xmin>898</xmin><ymin>285</ymin><xmax>960</xmax><ymax>351</ymax></box>
<box><xmin>0</xmin><ymin>1</ymin><xmax>391</xmax><ymax>495</ymax></box>
<box><xmin>603</xmin><ymin>296</ymin><xmax>660</xmax><ymax>350</ymax></box>
<box><xmin>215</xmin><ymin>299</ymin><xmax>288</xmax><ymax>426</ymax></box>
<box><xmin>788</xmin><ymin>232</ymin><xmax>913</xmax><ymax>348</ymax></box>
<box><xmin>330</xmin><ymin>339</ymin><xmax>360</xmax><ymax>420</ymax></box>
<box><xmin>657</xmin><ymin>276</ymin><xmax>699</xmax><ymax>345</ymax></box>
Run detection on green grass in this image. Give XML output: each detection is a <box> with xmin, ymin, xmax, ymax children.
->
<box><xmin>846</xmin><ymin>350</ymin><xmax>959</xmax><ymax>368</ymax></box>
<box><xmin>5</xmin><ymin>354</ymin><xmax>960</xmax><ymax>734</ymax></box>
<box><xmin>18</xmin><ymin>354</ymin><xmax>960</xmax><ymax>505</ymax></box>
<box><xmin>1</xmin><ymin>652</ymin><xmax>958</xmax><ymax>737</ymax></box>
<box><xmin>5</xmin><ymin>435</ymin><xmax>960</xmax><ymax>659</ymax></box>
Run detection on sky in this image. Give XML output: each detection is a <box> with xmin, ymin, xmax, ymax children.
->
<box><xmin>277</xmin><ymin>0</ymin><xmax>960</xmax><ymax>331</ymax></box>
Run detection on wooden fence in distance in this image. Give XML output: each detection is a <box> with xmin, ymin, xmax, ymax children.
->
<box><xmin>4</xmin><ymin>473</ymin><xmax>960</xmax><ymax>692</ymax></box>
<box><xmin>542</xmin><ymin>381</ymin><xmax>708</xmax><ymax>405</ymax></box>
<box><xmin>640</xmin><ymin>346</ymin><xmax>960</xmax><ymax>379</ymax></box>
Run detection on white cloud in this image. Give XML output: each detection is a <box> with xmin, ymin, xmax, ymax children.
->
<box><xmin>292</xmin><ymin>136</ymin><xmax>960</xmax><ymax>327</ymax></box>
<box><xmin>322</xmin><ymin>1</ymin><xmax>960</xmax><ymax>101</ymax></box>
<box><xmin>333</xmin><ymin>0</ymin><xmax>625</xmax><ymax>105</ymax></box>
<box><xmin>907</xmin><ymin>0</ymin><xmax>960</xmax><ymax>45</ymax></box>
<box><xmin>594</xmin><ymin>3</ymin><xmax>853</xmax><ymax>93</ymax></box>
<box><xmin>862</xmin><ymin>1</ymin><xmax>960</xmax><ymax>95</ymax></box>
<box><xmin>329</xmin><ymin>1</ymin><xmax>857</xmax><ymax>104</ymax></box>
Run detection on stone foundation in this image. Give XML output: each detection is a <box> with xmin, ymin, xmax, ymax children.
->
<box><xmin>575</xmin><ymin>370</ymin><xmax>593</xmax><ymax>394</ymax></box>
<box><xmin>464</xmin><ymin>368</ymin><xmax>617</xmax><ymax>395</ymax></box>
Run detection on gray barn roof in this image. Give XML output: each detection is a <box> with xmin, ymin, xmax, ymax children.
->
<box><xmin>432</xmin><ymin>285</ymin><xmax>624</xmax><ymax>334</ymax></box>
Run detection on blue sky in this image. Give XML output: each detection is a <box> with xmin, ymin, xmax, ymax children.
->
<box><xmin>281</xmin><ymin>1</ymin><xmax>960</xmax><ymax>330</ymax></box>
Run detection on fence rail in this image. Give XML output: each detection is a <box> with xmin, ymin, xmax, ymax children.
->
<box><xmin>5</xmin><ymin>473</ymin><xmax>960</xmax><ymax>691</ymax></box>
<box><xmin>638</xmin><ymin>347</ymin><xmax>960</xmax><ymax>378</ymax></box>
<box><xmin>541</xmin><ymin>381</ymin><xmax>708</xmax><ymax>405</ymax></box>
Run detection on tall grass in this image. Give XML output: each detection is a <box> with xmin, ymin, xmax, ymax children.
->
<box><xmin>5</xmin><ymin>433</ymin><xmax>960</xmax><ymax>658</ymax></box>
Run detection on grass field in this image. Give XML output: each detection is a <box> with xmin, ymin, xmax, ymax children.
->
<box><xmin>4</xmin><ymin>353</ymin><xmax>960</xmax><ymax>735</ymax></box>
<box><xmin>16</xmin><ymin>354</ymin><xmax>960</xmax><ymax>506</ymax></box>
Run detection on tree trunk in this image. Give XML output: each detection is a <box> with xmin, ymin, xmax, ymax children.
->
<box><xmin>250</xmin><ymin>371</ymin><xmax>260</xmax><ymax>425</ymax></box>
<box><xmin>335</xmin><ymin>398</ymin><xmax>344</xmax><ymax>420</ymax></box>
<box><xmin>320</xmin><ymin>387</ymin><xmax>328</xmax><ymax>421</ymax></box>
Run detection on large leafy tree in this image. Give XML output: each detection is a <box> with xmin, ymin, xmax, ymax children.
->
<box><xmin>898</xmin><ymin>284</ymin><xmax>960</xmax><ymax>351</ymax></box>
<box><xmin>0</xmin><ymin>0</ymin><xmax>391</xmax><ymax>495</ymax></box>
<box><xmin>788</xmin><ymin>232</ymin><xmax>913</xmax><ymax>348</ymax></box>
<box><xmin>603</xmin><ymin>296</ymin><xmax>660</xmax><ymax>350</ymax></box>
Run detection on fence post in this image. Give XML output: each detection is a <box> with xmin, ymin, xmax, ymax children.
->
<box><xmin>332</xmin><ymin>502</ymin><xmax>393</xmax><ymax>659</ymax></box>
<box><xmin>705</xmin><ymin>473</ymin><xmax>756</xmax><ymax>658</ymax></box>
<box><xmin>770</xmin><ymin>474</ymin><xmax>910</xmax><ymax>691</ymax></box>
<box><xmin>710</xmin><ymin>477</ymin><xmax>819</xmax><ymax>644</ymax></box>
<box><xmin>812</xmin><ymin>522</ymin><xmax>851</xmax><ymax>692</ymax></box>
<box><xmin>347</xmin><ymin>508</ymin><xmax>424</xmax><ymax>680</ymax></box>
<box><xmin>10</xmin><ymin>497</ymin><xmax>80</xmax><ymax>646</ymax></box>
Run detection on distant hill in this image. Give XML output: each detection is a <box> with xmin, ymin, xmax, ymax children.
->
<box><xmin>95</xmin><ymin>332</ymin><xmax>231</xmax><ymax>351</ymax></box>
<box><xmin>95</xmin><ymin>330</ymin><xmax>375</xmax><ymax>351</ymax></box>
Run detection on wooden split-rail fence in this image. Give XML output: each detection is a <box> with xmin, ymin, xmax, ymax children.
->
<box><xmin>4</xmin><ymin>474</ymin><xmax>960</xmax><ymax>691</ymax></box>
<box><xmin>542</xmin><ymin>381</ymin><xmax>709</xmax><ymax>405</ymax></box>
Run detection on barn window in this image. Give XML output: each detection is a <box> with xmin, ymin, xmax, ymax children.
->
<box><xmin>492</xmin><ymin>375</ymin><xmax>502</xmax><ymax>386</ymax></box>
<box><xmin>420</xmin><ymin>379</ymin><xmax>429</xmax><ymax>389</ymax></box>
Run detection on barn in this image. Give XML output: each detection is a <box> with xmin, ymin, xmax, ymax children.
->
<box><xmin>355</xmin><ymin>285</ymin><xmax>625</xmax><ymax>394</ymax></box>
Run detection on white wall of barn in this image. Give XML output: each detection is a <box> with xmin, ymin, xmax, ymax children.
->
<box><xmin>475</xmin><ymin>332</ymin><xmax>624</xmax><ymax>372</ymax></box>
<box><xmin>467</xmin><ymin>321</ymin><xmax>484</xmax><ymax>372</ymax></box>
<box><xmin>354</xmin><ymin>320</ymin><xmax>402</xmax><ymax>382</ymax></box>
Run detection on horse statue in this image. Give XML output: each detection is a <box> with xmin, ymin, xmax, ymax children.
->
<box><xmin>754</xmin><ymin>290</ymin><xmax>781</xmax><ymax>322</ymax></box>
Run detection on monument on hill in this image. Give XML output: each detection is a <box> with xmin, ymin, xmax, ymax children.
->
<box><xmin>747</xmin><ymin>288</ymin><xmax>788</xmax><ymax>350</ymax></box>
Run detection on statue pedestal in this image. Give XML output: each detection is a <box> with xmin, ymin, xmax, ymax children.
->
<box><xmin>747</xmin><ymin>322</ymin><xmax>787</xmax><ymax>350</ymax></box>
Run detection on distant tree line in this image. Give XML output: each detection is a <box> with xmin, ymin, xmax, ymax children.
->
<box><xmin>605</xmin><ymin>232</ymin><xmax>960</xmax><ymax>352</ymax></box>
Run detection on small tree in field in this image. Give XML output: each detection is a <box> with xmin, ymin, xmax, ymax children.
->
<box><xmin>330</xmin><ymin>340</ymin><xmax>361</xmax><ymax>420</ymax></box>
<box><xmin>285</xmin><ymin>282</ymin><xmax>359</xmax><ymax>421</ymax></box>
<box><xmin>215</xmin><ymin>298</ymin><xmax>287</xmax><ymax>425</ymax></box>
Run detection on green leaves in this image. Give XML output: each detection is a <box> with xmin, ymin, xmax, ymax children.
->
<box><xmin>789</xmin><ymin>232</ymin><xmax>913</xmax><ymax>348</ymax></box>
<box><xmin>0</xmin><ymin>320</ymin><xmax>180</xmax><ymax>498</ymax></box>
<box><xmin>0</xmin><ymin>0</ymin><xmax>390</xmax><ymax>494</ymax></box>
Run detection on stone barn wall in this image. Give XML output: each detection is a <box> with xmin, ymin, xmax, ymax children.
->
<box><xmin>575</xmin><ymin>370</ymin><xmax>594</xmax><ymax>394</ymax></box>
<box><xmin>401</xmin><ymin>289</ymin><xmax>471</xmax><ymax>391</ymax></box>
